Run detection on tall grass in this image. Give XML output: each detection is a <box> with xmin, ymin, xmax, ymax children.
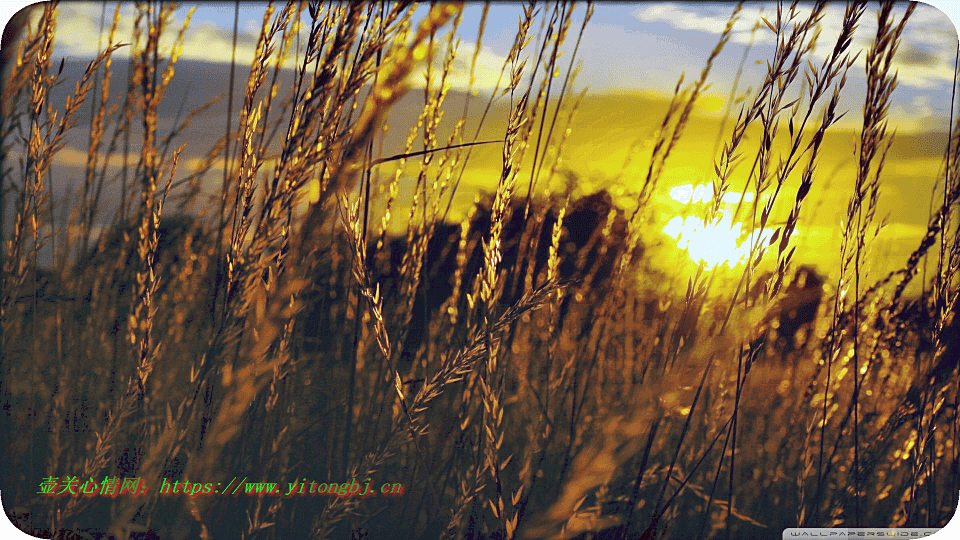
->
<box><xmin>1</xmin><ymin>1</ymin><xmax>958</xmax><ymax>539</ymax></box>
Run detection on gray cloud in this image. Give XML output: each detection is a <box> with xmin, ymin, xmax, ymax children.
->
<box><xmin>898</xmin><ymin>45</ymin><xmax>941</xmax><ymax>68</ymax></box>
<box><xmin>631</xmin><ymin>2</ymin><xmax>958</xmax><ymax>90</ymax></box>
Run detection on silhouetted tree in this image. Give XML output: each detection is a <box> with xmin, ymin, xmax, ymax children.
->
<box><xmin>296</xmin><ymin>189</ymin><xmax>646</xmax><ymax>369</ymax></box>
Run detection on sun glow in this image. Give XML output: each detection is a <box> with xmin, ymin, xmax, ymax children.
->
<box><xmin>668</xmin><ymin>183</ymin><xmax>755</xmax><ymax>205</ymax></box>
<box><xmin>663</xmin><ymin>183</ymin><xmax>780</xmax><ymax>269</ymax></box>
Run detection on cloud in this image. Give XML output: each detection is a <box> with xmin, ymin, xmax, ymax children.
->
<box><xmin>410</xmin><ymin>40</ymin><xmax>511</xmax><ymax>94</ymax></box>
<box><xmin>632</xmin><ymin>3</ymin><xmax>762</xmax><ymax>42</ymax></box>
<box><xmin>898</xmin><ymin>45</ymin><xmax>941</xmax><ymax>68</ymax></box>
<box><xmin>564</xmin><ymin>22</ymin><xmax>704</xmax><ymax>94</ymax></box>
<box><xmin>631</xmin><ymin>2</ymin><xmax>958</xmax><ymax>90</ymax></box>
<box><xmin>887</xmin><ymin>95</ymin><xmax>941</xmax><ymax>133</ymax></box>
<box><xmin>36</xmin><ymin>3</ymin><xmax>289</xmax><ymax>68</ymax></box>
<box><xmin>38</xmin><ymin>3</ymin><xmax>510</xmax><ymax>95</ymax></box>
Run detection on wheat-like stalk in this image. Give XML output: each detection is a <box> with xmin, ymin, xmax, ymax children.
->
<box><xmin>3</xmin><ymin>2</ymin><xmax>958</xmax><ymax>539</ymax></box>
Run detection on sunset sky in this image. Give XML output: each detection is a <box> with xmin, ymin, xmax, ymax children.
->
<box><xmin>4</xmin><ymin>2</ymin><xmax>956</xmax><ymax>120</ymax></box>
<box><xmin>1</xmin><ymin>1</ymin><xmax>959</xmax><ymax>288</ymax></box>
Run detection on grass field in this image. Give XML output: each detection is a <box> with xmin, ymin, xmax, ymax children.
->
<box><xmin>1</xmin><ymin>2</ymin><xmax>959</xmax><ymax>539</ymax></box>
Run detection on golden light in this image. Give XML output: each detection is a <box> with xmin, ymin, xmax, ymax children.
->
<box><xmin>308</xmin><ymin>177</ymin><xmax>321</xmax><ymax>204</ymax></box>
<box><xmin>663</xmin><ymin>183</ymin><xmax>779</xmax><ymax>269</ymax></box>
<box><xmin>668</xmin><ymin>183</ymin><xmax>755</xmax><ymax>205</ymax></box>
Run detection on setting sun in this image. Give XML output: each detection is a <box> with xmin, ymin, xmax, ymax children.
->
<box><xmin>663</xmin><ymin>183</ymin><xmax>778</xmax><ymax>268</ymax></box>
